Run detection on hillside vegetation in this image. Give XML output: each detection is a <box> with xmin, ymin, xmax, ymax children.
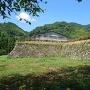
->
<box><xmin>0</xmin><ymin>22</ymin><xmax>28</xmax><ymax>55</ymax></box>
<box><xmin>29</xmin><ymin>21</ymin><xmax>90</xmax><ymax>39</ymax></box>
<box><xmin>0</xmin><ymin>21</ymin><xmax>90</xmax><ymax>55</ymax></box>
<box><xmin>0</xmin><ymin>22</ymin><xmax>28</xmax><ymax>39</ymax></box>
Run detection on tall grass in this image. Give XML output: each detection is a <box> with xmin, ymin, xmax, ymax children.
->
<box><xmin>0</xmin><ymin>55</ymin><xmax>90</xmax><ymax>90</ymax></box>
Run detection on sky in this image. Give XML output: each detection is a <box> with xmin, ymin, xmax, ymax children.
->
<box><xmin>0</xmin><ymin>0</ymin><xmax>90</xmax><ymax>32</ymax></box>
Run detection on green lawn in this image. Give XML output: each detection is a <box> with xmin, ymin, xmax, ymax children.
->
<box><xmin>0</xmin><ymin>55</ymin><xmax>90</xmax><ymax>90</ymax></box>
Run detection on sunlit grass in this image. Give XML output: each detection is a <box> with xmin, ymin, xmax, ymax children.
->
<box><xmin>0</xmin><ymin>55</ymin><xmax>90</xmax><ymax>77</ymax></box>
<box><xmin>0</xmin><ymin>55</ymin><xmax>90</xmax><ymax>90</ymax></box>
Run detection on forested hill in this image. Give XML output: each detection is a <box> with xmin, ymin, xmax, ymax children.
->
<box><xmin>0</xmin><ymin>22</ymin><xmax>28</xmax><ymax>39</ymax></box>
<box><xmin>0</xmin><ymin>22</ymin><xmax>28</xmax><ymax>55</ymax></box>
<box><xmin>1</xmin><ymin>21</ymin><xmax>90</xmax><ymax>40</ymax></box>
<box><xmin>29</xmin><ymin>21</ymin><xmax>90</xmax><ymax>39</ymax></box>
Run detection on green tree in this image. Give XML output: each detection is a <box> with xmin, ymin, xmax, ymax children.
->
<box><xmin>0</xmin><ymin>32</ymin><xmax>16</xmax><ymax>55</ymax></box>
<box><xmin>0</xmin><ymin>0</ymin><xmax>82</xmax><ymax>23</ymax></box>
<box><xmin>0</xmin><ymin>0</ymin><xmax>47</xmax><ymax>24</ymax></box>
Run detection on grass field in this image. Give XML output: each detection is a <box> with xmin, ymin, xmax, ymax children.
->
<box><xmin>0</xmin><ymin>55</ymin><xmax>90</xmax><ymax>90</ymax></box>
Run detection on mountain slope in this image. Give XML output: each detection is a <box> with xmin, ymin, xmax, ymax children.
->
<box><xmin>29</xmin><ymin>21</ymin><xmax>90</xmax><ymax>39</ymax></box>
<box><xmin>0</xmin><ymin>22</ymin><xmax>29</xmax><ymax>55</ymax></box>
<box><xmin>0</xmin><ymin>22</ymin><xmax>28</xmax><ymax>39</ymax></box>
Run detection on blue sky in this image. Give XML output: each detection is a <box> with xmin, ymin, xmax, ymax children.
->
<box><xmin>0</xmin><ymin>0</ymin><xmax>90</xmax><ymax>32</ymax></box>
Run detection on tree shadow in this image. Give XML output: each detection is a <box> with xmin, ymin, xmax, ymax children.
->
<box><xmin>0</xmin><ymin>65</ymin><xmax>90</xmax><ymax>90</ymax></box>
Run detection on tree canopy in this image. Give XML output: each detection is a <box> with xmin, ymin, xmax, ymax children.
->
<box><xmin>0</xmin><ymin>0</ymin><xmax>82</xmax><ymax>19</ymax></box>
<box><xmin>0</xmin><ymin>0</ymin><xmax>47</xmax><ymax>24</ymax></box>
<box><xmin>29</xmin><ymin>21</ymin><xmax>90</xmax><ymax>39</ymax></box>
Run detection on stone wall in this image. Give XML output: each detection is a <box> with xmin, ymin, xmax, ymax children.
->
<box><xmin>8</xmin><ymin>43</ymin><xmax>62</xmax><ymax>58</ymax></box>
<box><xmin>8</xmin><ymin>40</ymin><xmax>90</xmax><ymax>60</ymax></box>
<box><xmin>35</xmin><ymin>31</ymin><xmax>69</xmax><ymax>41</ymax></box>
<box><xmin>61</xmin><ymin>41</ymin><xmax>90</xmax><ymax>60</ymax></box>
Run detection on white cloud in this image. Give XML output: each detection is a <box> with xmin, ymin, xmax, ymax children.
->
<box><xmin>16</xmin><ymin>12</ymin><xmax>36</xmax><ymax>22</ymax></box>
